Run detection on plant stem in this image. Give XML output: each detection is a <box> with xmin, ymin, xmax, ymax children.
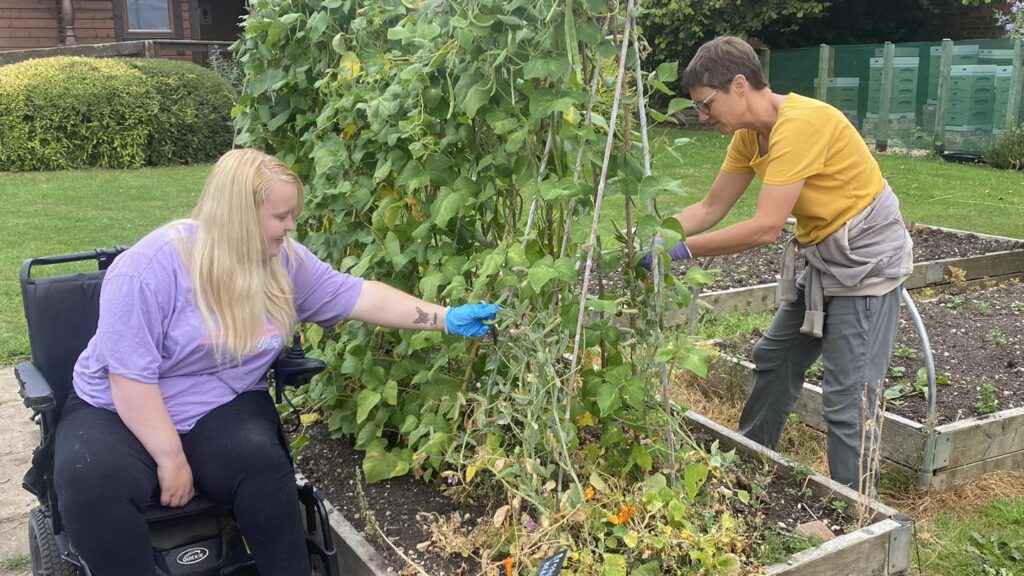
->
<box><xmin>559</xmin><ymin>0</ymin><xmax>635</xmax><ymax>491</ymax></box>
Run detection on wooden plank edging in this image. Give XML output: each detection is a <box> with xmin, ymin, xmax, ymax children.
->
<box><xmin>706</xmin><ymin>351</ymin><xmax>1024</xmax><ymax>487</ymax></box>
<box><xmin>706</xmin><ymin>351</ymin><xmax>928</xmax><ymax>469</ymax></box>
<box><xmin>322</xmin><ymin>497</ymin><xmax>397</xmax><ymax>576</ymax></box>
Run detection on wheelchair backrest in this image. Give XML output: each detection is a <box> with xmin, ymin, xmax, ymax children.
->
<box><xmin>20</xmin><ymin>248</ymin><xmax>126</xmax><ymax>410</ymax></box>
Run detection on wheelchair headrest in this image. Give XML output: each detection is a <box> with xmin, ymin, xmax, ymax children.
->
<box><xmin>20</xmin><ymin>249</ymin><xmax>125</xmax><ymax>410</ymax></box>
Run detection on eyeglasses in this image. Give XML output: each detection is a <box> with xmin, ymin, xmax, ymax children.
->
<box><xmin>692</xmin><ymin>89</ymin><xmax>720</xmax><ymax>115</ymax></box>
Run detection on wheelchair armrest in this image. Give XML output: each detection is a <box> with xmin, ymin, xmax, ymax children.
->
<box><xmin>14</xmin><ymin>362</ymin><xmax>57</xmax><ymax>413</ymax></box>
<box><xmin>272</xmin><ymin>353</ymin><xmax>327</xmax><ymax>389</ymax></box>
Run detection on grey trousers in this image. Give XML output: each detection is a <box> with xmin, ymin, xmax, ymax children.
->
<box><xmin>737</xmin><ymin>277</ymin><xmax>901</xmax><ymax>488</ymax></box>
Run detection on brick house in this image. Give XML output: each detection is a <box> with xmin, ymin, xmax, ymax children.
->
<box><xmin>0</xmin><ymin>0</ymin><xmax>245</xmax><ymax>54</ymax></box>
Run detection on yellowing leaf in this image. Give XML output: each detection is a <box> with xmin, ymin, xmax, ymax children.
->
<box><xmin>299</xmin><ymin>413</ymin><xmax>321</xmax><ymax>426</ymax></box>
<box><xmin>466</xmin><ymin>465</ymin><xmax>478</xmax><ymax>483</ymax></box>
<box><xmin>576</xmin><ymin>411</ymin><xmax>597</xmax><ymax>427</ymax></box>
<box><xmin>563</xmin><ymin>106</ymin><xmax>579</xmax><ymax>125</ymax></box>
<box><xmin>339</xmin><ymin>51</ymin><xmax>362</xmax><ymax>80</ymax></box>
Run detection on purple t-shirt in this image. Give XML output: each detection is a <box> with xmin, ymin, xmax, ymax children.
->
<box><xmin>73</xmin><ymin>221</ymin><xmax>364</xmax><ymax>432</ymax></box>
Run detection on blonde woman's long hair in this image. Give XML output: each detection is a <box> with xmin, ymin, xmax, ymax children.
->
<box><xmin>187</xmin><ymin>149</ymin><xmax>303</xmax><ymax>362</ymax></box>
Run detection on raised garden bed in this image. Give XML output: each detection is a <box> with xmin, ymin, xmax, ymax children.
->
<box><xmin>297</xmin><ymin>412</ymin><xmax>912</xmax><ymax>575</ymax></box>
<box><xmin>683</xmin><ymin>224</ymin><xmax>1024</xmax><ymax>317</ymax></box>
<box><xmin>704</xmin><ymin>281</ymin><xmax>1024</xmax><ymax>490</ymax></box>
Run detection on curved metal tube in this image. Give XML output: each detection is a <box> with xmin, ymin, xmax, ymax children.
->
<box><xmin>900</xmin><ymin>287</ymin><xmax>937</xmax><ymax>431</ymax></box>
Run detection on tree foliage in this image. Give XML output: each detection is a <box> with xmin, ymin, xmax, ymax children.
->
<box><xmin>639</xmin><ymin>0</ymin><xmax>828</xmax><ymax>69</ymax></box>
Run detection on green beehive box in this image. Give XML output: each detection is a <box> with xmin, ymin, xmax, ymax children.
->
<box><xmin>993</xmin><ymin>66</ymin><xmax>1024</xmax><ymax>133</ymax></box>
<box><xmin>979</xmin><ymin>49</ymin><xmax>1014</xmax><ymax>66</ymax></box>
<box><xmin>928</xmin><ymin>44</ymin><xmax>979</xmax><ymax>103</ymax></box>
<box><xmin>868</xmin><ymin>57</ymin><xmax>919</xmax><ymax>115</ymax></box>
<box><xmin>813</xmin><ymin>77</ymin><xmax>860</xmax><ymax>118</ymax></box>
<box><xmin>873</xmin><ymin>47</ymin><xmax>921</xmax><ymax>58</ymax></box>
<box><xmin>945</xmin><ymin>65</ymin><xmax>997</xmax><ymax>129</ymax></box>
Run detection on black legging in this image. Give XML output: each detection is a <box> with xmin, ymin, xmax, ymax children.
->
<box><xmin>53</xmin><ymin>390</ymin><xmax>310</xmax><ymax>576</ymax></box>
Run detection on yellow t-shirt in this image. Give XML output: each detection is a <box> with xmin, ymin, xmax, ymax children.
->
<box><xmin>720</xmin><ymin>93</ymin><xmax>885</xmax><ymax>245</ymax></box>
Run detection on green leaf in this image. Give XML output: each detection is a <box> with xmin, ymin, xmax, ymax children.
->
<box><xmin>505</xmin><ymin>129</ymin><xmax>528</xmax><ymax>153</ymax></box>
<box><xmin>416</xmin><ymin>21</ymin><xmax>441</xmax><ymax>41</ymax></box>
<box><xmin>595</xmin><ymin>381</ymin><xmax>621</xmax><ymax>416</ymax></box>
<box><xmin>461</xmin><ymin>80</ymin><xmax>491</xmax><ymax>119</ymax></box>
<box><xmin>523</xmin><ymin>57</ymin><xmax>567</xmax><ymax>80</ymax></box>
<box><xmin>655</xmin><ymin>61</ymin><xmax>679</xmax><ymax>83</ymax></box>
<box><xmin>529</xmin><ymin>90</ymin><xmax>580</xmax><ymax>118</ymax></box>
<box><xmin>267</xmin><ymin>109</ymin><xmax>291</xmax><ymax>132</ymax></box>
<box><xmin>433</xmin><ymin>190</ymin><xmax>467</xmax><ymax>227</ymax></box>
<box><xmin>683</xmin><ymin>462</ymin><xmax>709</xmax><ymax>500</ymax></box>
<box><xmin>537</xmin><ymin>178</ymin><xmax>579</xmax><ymax>201</ymax></box>
<box><xmin>419</xmin><ymin>272</ymin><xmax>444</xmax><ymax>301</ymax></box>
<box><xmin>526</xmin><ymin>256</ymin><xmax>557</xmax><ymax>290</ymax></box>
<box><xmin>383</xmin><ymin>231</ymin><xmax>401</xmax><ymax>262</ymax></box>
<box><xmin>356</xmin><ymin>389</ymin><xmax>381</xmax><ymax>424</ymax></box>
<box><xmin>623</xmin><ymin>375</ymin><xmax>646</xmax><ymax>410</ymax></box>
<box><xmin>383</xmin><ymin>380</ymin><xmax>398</xmax><ymax>405</ymax></box>
<box><xmin>363</xmin><ymin>438</ymin><xmax>412</xmax><ymax>483</ymax></box>
<box><xmin>667</xmin><ymin>97</ymin><xmax>691</xmax><ymax>115</ymax></box>
<box><xmin>306</xmin><ymin>10</ymin><xmax>330</xmax><ymax>42</ymax></box>
<box><xmin>638</xmin><ymin>174</ymin><xmax>682</xmax><ymax>203</ymax></box>
<box><xmin>655</xmin><ymin>342</ymin><xmax>678</xmax><ymax>363</ymax></box>
<box><xmin>628</xmin><ymin>444</ymin><xmax>653</xmax><ymax>472</ymax></box>
<box><xmin>305</xmin><ymin>323</ymin><xmax>323</xmax><ymax>349</ymax></box>
<box><xmin>684</xmin><ymin>265</ymin><xmax>714</xmax><ymax>288</ymax></box>
<box><xmin>678</xmin><ymin>345</ymin><xmax>708</xmax><ymax>379</ymax></box>
<box><xmin>399</xmin><ymin>415</ymin><xmax>418</xmax><ymax>435</ymax></box>
<box><xmin>600</xmin><ymin>553</ymin><xmax>627</xmax><ymax>576</ymax></box>
<box><xmin>387</xmin><ymin>25</ymin><xmax>410</xmax><ymax>40</ymax></box>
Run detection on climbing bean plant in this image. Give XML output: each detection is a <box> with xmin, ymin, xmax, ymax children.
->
<box><xmin>233</xmin><ymin>0</ymin><xmax>710</xmax><ymax>549</ymax></box>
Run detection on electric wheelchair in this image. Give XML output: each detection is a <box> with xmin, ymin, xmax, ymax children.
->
<box><xmin>14</xmin><ymin>247</ymin><xmax>339</xmax><ymax>575</ymax></box>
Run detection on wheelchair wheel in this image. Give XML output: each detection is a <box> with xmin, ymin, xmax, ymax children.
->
<box><xmin>28</xmin><ymin>507</ymin><xmax>77</xmax><ymax>576</ymax></box>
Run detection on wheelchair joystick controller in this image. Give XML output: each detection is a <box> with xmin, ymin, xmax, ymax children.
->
<box><xmin>273</xmin><ymin>334</ymin><xmax>327</xmax><ymax>404</ymax></box>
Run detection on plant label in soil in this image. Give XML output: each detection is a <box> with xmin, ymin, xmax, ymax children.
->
<box><xmin>535</xmin><ymin>549</ymin><xmax>568</xmax><ymax>576</ymax></box>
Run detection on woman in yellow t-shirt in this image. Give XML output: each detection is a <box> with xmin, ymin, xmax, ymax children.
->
<box><xmin>649</xmin><ymin>36</ymin><xmax>913</xmax><ymax>490</ymax></box>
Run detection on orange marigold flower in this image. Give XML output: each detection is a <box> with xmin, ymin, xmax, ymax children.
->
<box><xmin>583</xmin><ymin>486</ymin><xmax>596</xmax><ymax>501</ymax></box>
<box><xmin>502</xmin><ymin>556</ymin><xmax>514</xmax><ymax>576</ymax></box>
<box><xmin>607</xmin><ymin>505</ymin><xmax>637</xmax><ymax>525</ymax></box>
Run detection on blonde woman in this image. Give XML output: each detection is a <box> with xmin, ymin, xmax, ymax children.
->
<box><xmin>53</xmin><ymin>149</ymin><xmax>499</xmax><ymax>575</ymax></box>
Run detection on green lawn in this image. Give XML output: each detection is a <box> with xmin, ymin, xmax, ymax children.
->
<box><xmin>0</xmin><ymin>166</ymin><xmax>205</xmax><ymax>363</ymax></box>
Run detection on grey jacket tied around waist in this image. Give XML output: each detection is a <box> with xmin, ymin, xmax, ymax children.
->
<box><xmin>778</xmin><ymin>182</ymin><xmax>914</xmax><ymax>337</ymax></box>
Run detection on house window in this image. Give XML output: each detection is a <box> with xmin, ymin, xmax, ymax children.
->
<box><xmin>124</xmin><ymin>0</ymin><xmax>172</xmax><ymax>32</ymax></box>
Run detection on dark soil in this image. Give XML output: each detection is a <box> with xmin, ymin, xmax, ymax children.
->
<box><xmin>295</xmin><ymin>425</ymin><xmax>486</xmax><ymax>576</ymax></box>
<box><xmin>296</xmin><ymin>423</ymin><xmax>855</xmax><ymax>575</ymax></box>
<box><xmin>605</xmin><ymin>226</ymin><xmax>1023</xmax><ymax>293</ymax></box>
<box><xmin>715</xmin><ymin>282</ymin><xmax>1024</xmax><ymax>426</ymax></box>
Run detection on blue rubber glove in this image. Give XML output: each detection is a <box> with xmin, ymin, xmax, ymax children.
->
<box><xmin>639</xmin><ymin>239</ymin><xmax>691</xmax><ymax>270</ymax></box>
<box><xmin>445</xmin><ymin>303</ymin><xmax>501</xmax><ymax>338</ymax></box>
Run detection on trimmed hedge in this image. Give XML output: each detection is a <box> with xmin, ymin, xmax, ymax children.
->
<box><xmin>0</xmin><ymin>56</ymin><xmax>236</xmax><ymax>171</ymax></box>
<box><xmin>124</xmin><ymin>58</ymin><xmax>236</xmax><ymax>166</ymax></box>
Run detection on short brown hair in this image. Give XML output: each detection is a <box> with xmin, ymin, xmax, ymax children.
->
<box><xmin>682</xmin><ymin>36</ymin><xmax>767</xmax><ymax>92</ymax></box>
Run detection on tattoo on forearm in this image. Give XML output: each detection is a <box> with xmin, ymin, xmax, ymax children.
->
<box><xmin>432</xmin><ymin>312</ymin><xmax>438</xmax><ymax>328</ymax></box>
<box><xmin>413</xmin><ymin>307</ymin><xmax>430</xmax><ymax>325</ymax></box>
